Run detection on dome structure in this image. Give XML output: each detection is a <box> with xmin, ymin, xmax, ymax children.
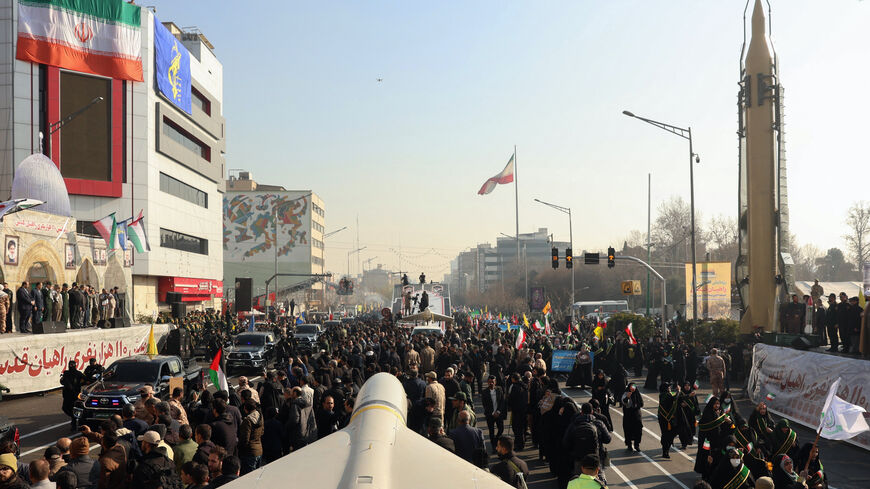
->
<box><xmin>10</xmin><ymin>153</ymin><xmax>72</xmax><ymax>216</ymax></box>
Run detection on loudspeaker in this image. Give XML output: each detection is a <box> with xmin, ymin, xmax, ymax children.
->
<box><xmin>110</xmin><ymin>317</ymin><xmax>131</xmax><ymax>328</ymax></box>
<box><xmin>235</xmin><ymin>277</ymin><xmax>252</xmax><ymax>312</ymax></box>
<box><xmin>791</xmin><ymin>336</ymin><xmax>813</xmax><ymax>350</ymax></box>
<box><xmin>97</xmin><ymin>319</ymin><xmax>109</xmax><ymax>329</ymax></box>
<box><xmin>33</xmin><ymin>321</ymin><xmax>66</xmax><ymax>334</ymax></box>
<box><xmin>171</xmin><ymin>302</ymin><xmax>186</xmax><ymax>319</ymax></box>
<box><xmin>163</xmin><ymin>328</ymin><xmax>192</xmax><ymax>358</ymax></box>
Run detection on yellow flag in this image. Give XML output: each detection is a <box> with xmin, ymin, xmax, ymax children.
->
<box><xmin>523</xmin><ymin>314</ymin><xmax>529</xmax><ymax>328</ymax></box>
<box><xmin>484</xmin><ymin>305</ymin><xmax>488</xmax><ymax>314</ymax></box>
<box><xmin>542</xmin><ymin>301</ymin><xmax>551</xmax><ymax>315</ymax></box>
<box><xmin>593</xmin><ymin>325</ymin><xmax>604</xmax><ymax>341</ymax></box>
<box><xmin>860</xmin><ymin>292</ymin><xmax>866</xmax><ymax>309</ymax></box>
<box><xmin>146</xmin><ymin>324</ymin><xmax>158</xmax><ymax>356</ymax></box>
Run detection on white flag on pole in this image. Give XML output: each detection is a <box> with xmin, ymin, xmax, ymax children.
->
<box><xmin>819</xmin><ymin>378</ymin><xmax>870</xmax><ymax>441</ymax></box>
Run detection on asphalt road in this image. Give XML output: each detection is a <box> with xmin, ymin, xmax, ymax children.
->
<box><xmin>4</xmin><ymin>371</ymin><xmax>868</xmax><ymax>489</ymax></box>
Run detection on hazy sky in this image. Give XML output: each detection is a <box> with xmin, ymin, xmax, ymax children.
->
<box><xmin>152</xmin><ymin>0</ymin><xmax>869</xmax><ymax>280</ymax></box>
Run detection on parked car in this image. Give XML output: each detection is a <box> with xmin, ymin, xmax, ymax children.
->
<box><xmin>0</xmin><ymin>417</ymin><xmax>19</xmax><ymax>457</ymax></box>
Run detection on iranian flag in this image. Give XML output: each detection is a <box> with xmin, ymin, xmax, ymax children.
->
<box><xmin>515</xmin><ymin>328</ymin><xmax>527</xmax><ymax>350</ymax></box>
<box><xmin>477</xmin><ymin>154</ymin><xmax>515</xmax><ymax>195</ymax></box>
<box><xmin>16</xmin><ymin>0</ymin><xmax>143</xmax><ymax>81</ymax></box>
<box><xmin>544</xmin><ymin>314</ymin><xmax>552</xmax><ymax>335</ymax></box>
<box><xmin>624</xmin><ymin>322</ymin><xmax>638</xmax><ymax>345</ymax></box>
<box><xmin>208</xmin><ymin>349</ymin><xmax>228</xmax><ymax>393</ymax></box>
<box><xmin>532</xmin><ymin>320</ymin><xmax>543</xmax><ymax>332</ymax></box>
<box><xmin>127</xmin><ymin>212</ymin><xmax>151</xmax><ymax>253</ymax></box>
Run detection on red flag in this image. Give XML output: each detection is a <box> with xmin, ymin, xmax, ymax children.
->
<box><xmin>515</xmin><ymin>328</ymin><xmax>527</xmax><ymax>350</ymax></box>
<box><xmin>478</xmin><ymin>154</ymin><xmax>515</xmax><ymax>195</ymax></box>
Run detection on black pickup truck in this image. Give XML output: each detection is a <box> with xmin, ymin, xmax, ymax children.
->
<box><xmin>73</xmin><ymin>355</ymin><xmax>202</xmax><ymax>427</ymax></box>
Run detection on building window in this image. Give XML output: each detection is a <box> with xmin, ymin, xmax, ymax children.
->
<box><xmin>76</xmin><ymin>220</ymin><xmax>100</xmax><ymax>237</ymax></box>
<box><xmin>160</xmin><ymin>172</ymin><xmax>208</xmax><ymax>208</ymax></box>
<box><xmin>312</xmin><ymin>221</ymin><xmax>324</xmax><ymax>233</ymax></box>
<box><xmin>312</xmin><ymin>238</ymin><xmax>324</xmax><ymax>250</ymax></box>
<box><xmin>162</xmin><ymin>117</ymin><xmax>210</xmax><ymax>161</ymax></box>
<box><xmin>60</xmin><ymin>71</ymin><xmax>112</xmax><ymax>181</ymax></box>
<box><xmin>191</xmin><ymin>86</ymin><xmax>211</xmax><ymax>116</ymax></box>
<box><xmin>312</xmin><ymin>256</ymin><xmax>323</xmax><ymax>266</ymax></box>
<box><xmin>160</xmin><ymin>228</ymin><xmax>208</xmax><ymax>255</ymax></box>
<box><xmin>312</xmin><ymin>203</ymin><xmax>324</xmax><ymax>218</ymax></box>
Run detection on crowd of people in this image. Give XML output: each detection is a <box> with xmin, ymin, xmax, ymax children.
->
<box><xmin>0</xmin><ymin>281</ymin><xmax>126</xmax><ymax>334</ymax></box>
<box><xmin>0</xmin><ymin>307</ymin><xmax>842</xmax><ymax>489</ymax></box>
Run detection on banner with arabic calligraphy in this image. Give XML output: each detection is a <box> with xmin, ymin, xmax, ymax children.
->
<box><xmin>684</xmin><ymin>261</ymin><xmax>733</xmax><ymax>320</ymax></box>
<box><xmin>154</xmin><ymin>16</ymin><xmax>191</xmax><ymax>114</ymax></box>
<box><xmin>0</xmin><ymin>324</ymin><xmax>169</xmax><ymax>395</ymax></box>
<box><xmin>747</xmin><ymin>343</ymin><xmax>870</xmax><ymax>451</ymax></box>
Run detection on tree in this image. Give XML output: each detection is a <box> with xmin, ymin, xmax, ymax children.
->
<box><xmin>843</xmin><ymin>201</ymin><xmax>870</xmax><ymax>269</ymax></box>
<box><xmin>792</xmin><ymin>242</ymin><xmax>822</xmax><ymax>281</ymax></box>
<box><xmin>652</xmin><ymin>196</ymin><xmax>694</xmax><ymax>263</ymax></box>
<box><xmin>815</xmin><ymin>248</ymin><xmax>856</xmax><ymax>282</ymax></box>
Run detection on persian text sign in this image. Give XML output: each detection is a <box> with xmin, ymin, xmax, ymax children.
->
<box><xmin>747</xmin><ymin>343</ymin><xmax>870</xmax><ymax>450</ymax></box>
<box><xmin>0</xmin><ymin>324</ymin><xmax>169</xmax><ymax>394</ymax></box>
<box><xmin>551</xmin><ymin>350</ymin><xmax>577</xmax><ymax>373</ymax></box>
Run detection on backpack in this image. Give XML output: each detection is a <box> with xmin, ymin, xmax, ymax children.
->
<box><xmin>570</xmin><ymin>418</ymin><xmax>599</xmax><ymax>459</ymax></box>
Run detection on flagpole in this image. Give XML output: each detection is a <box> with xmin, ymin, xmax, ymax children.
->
<box><xmin>514</xmin><ymin>145</ymin><xmax>519</xmax><ymax>263</ymax></box>
<box><xmin>802</xmin><ymin>427</ymin><xmax>822</xmax><ymax>475</ymax></box>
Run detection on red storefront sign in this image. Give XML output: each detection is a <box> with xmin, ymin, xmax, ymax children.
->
<box><xmin>158</xmin><ymin>277</ymin><xmax>224</xmax><ymax>302</ymax></box>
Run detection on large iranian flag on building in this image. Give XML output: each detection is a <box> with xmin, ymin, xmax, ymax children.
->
<box><xmin>16</xmin><ymin>0</ymin><xmax>143</xmax><ymax>81</ymax></box>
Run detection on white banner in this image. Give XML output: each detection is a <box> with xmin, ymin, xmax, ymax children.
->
<box><xmin>863</xmin><ymin>263</ymin><xmax>870</xmax><ymax>296</ymax></box>
<box><xmin>747</xmin><ymin>343</ymin><xmax>870</xmax><ymax>451</ymax></box>
<box><xmin>0</xmin><ymin>324</ymin><xmax>170</xmax><ymax>395</ymax></box>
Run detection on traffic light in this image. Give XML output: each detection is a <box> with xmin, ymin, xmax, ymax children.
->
<box><xmin>565</xmin><ymin>248</ymin><xmax>573</xmax><ymax>268</ymax></box>
<box><xmin>551</xmin><ymin>247</ymin><xmax>559</xmax><ymax>269</ymax></box>
<box><xmin>607</xmin><ymin>247</ymin><xmax>616</xmax><ymax>268</ymax></box>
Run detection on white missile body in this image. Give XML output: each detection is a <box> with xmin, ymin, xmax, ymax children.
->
<box><xmin>221</xmin><ymin>372</ymin><xmax>512</xmax><ymax>489</ymax></box>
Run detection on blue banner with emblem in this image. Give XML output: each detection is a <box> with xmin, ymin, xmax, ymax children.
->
<box><xmin>551</xmin><ymin>350</ymin><xmax>577</xmax><ymax>372</ymax></box>
<box><xmin>154</xmin><ymin>17</ymin><xmax>191</xmax><ymax>114</ymax></box>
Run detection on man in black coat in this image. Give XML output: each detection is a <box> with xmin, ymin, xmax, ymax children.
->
<box><xmin>825</xmin><ymin>294</ymin><xmax>840</xmax><ymax>352</ymax></box>
<box><xmin>16</xmin><ymin>281</ymin><xmax>32</xmax><ymax>333</ymax></box>
<box><xmin>132</xmin><ymin>431</ymin><xmax>181</xmax><ymax>489</ymax></box>
<box><xmin>32</xmin><ymin>282</ymin><xmax>44</xmax><ymax>329</ymax></box>
<box><xmin>60</xmin><ymin>360</ymin><xmax>85</xmax><ymax>430</ymax></box>
<box><xmin>507</xmin><ymin>373</ymin><xmax>529</xmax><ymax>451</ymax></box>
<box><xmin>67</xmin><ymin>283</ymin><xmax>82</xmax><ymax>329</ymax></box>
<box><xmin>481</xmin><ymin>375</ymin><xmax>506</xmax><ymax>447</ymax></box>
<box><xmin>449</xmin><ymin>410</ymin><xmax>484</xmax><ymax>466</ymax></box>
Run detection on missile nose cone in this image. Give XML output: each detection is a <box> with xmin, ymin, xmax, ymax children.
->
<box><xmin>751</xmin><ymin>0</ymin><xmax>767</xmax><ymax>36</ymax></box>
<box><xmin>622</xmin><ymin>110</ymin><xmax>635</xmax><ymax>118</ymax></box>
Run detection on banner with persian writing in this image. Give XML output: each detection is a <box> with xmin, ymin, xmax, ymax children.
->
<box><xmin>0</xmin><ymin>324</ymin><xmax>169</xmax><ymax>394</ymax></box>
<box><xmin>747</xmin><ymin>343</ymin><xmax>870</xmax><ymax>451</ymax></box>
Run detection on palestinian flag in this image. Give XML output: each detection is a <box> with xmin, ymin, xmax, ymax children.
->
<box><xmin>208</xmin><ymin>349</ymin><xmax>228</xmax><ymax>392</ymax></box>
<box><xmin>127</xmin><ymin>213</ymin><xmax>151</xmax><ymax>252</ymax></box>
<box><xmin>624</xmin><ymin>322</ymin><xmax>638</xmax><ymax>345</ymax></box>
<box><xmin>16</xmin><ymin>0</ymin><xmax>143</xmax><ymax>81</ymax></box>
<box><xmin>515</xmin><ymin>328</ymin><xmax>527</xmax><ymax>350</ymax></box>
<box><xmin>93</xmin><ymin>213</ymin><xmax>117</xmax><ymax>249</ymax></box>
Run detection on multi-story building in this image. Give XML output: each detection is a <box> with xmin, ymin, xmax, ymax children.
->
<box><xmin>224</xmin><ymin>171</ymin><xmax>325</xmax><ymax>310</ymax></box>
<box><xmin>0</xmin><ymin>3</ymin><xmax>226</xmax><ymax>318</ymax></box>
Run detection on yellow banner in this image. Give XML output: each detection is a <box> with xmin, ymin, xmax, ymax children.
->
<box><xmin>685</xmin><ymin>262</ymin><xmax>732</xmax><ymax>320</ymax></box>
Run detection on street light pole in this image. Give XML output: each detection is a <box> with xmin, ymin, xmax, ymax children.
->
<box><xmin>623</xmin><ymin>110</ymin><xmax>699</xmax><ymax>339</ymax></box>
<box><xmin>534</xmin><ymin>198</ymin><xmax>574</xmax><ymax>321</ymax></box>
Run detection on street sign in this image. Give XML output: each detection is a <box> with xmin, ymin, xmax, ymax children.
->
<box><xmin>585</xmin><ymin>253</ymin><xmax>599</xmax><ymax>265</ymax></box>
<box><xmin>622</xmin><ymin>280</ymin><xmax>642</xmax><ymax>295</ymax></box>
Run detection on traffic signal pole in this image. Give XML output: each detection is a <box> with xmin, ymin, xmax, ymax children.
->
<box><xmin>610</xmin><ymin>255</ymin><xmax>668</xmax><ymax>338</ymax></box>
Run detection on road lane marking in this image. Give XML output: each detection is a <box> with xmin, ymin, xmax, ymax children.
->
<box><xmin>19</xmin><ymin>422</ymin><xmax>71</xmax><ymax>439</ymax></box>
<box><xmin>608</xmin><ymin>461</ymin><xmax>640</xmax><ymax>489</ymax></box>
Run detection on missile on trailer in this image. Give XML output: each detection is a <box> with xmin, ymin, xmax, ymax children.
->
<box><xmin>221</xmin><ymin>372</ymin><xmax>513</xmax><ymax>489</ymax></box>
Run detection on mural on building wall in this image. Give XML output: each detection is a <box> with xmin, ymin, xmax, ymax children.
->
<box><xmin>223</xmin><ymin>192</ymin><xmax>311</xmax><ymax>262</ymax></box>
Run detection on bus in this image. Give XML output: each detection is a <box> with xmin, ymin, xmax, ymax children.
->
<box><xmin>573</xmin><ymin>300</ymin><xmax>629</xmax><ymax>320</ymax></box>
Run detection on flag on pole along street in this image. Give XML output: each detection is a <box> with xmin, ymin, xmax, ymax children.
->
<box><xmin>16</xmin><ymin>0</ymin><xmax>143</xmax><ymax>81</ymax></box>
<box><xmin>93</xmin><ymin>213</ymin><xmax>117</xmax><ymax>249</ymax></box>
<box><xmin>208</xmin><ymin>349</ymin><xmax>229</xmax><ymax>392</ymax></box>
<box><xmin>542</xmin><ymin>301</ymin><xmax>551</xmax><ymax>315</ymax></box>
<box><xmin>477</xmin><ymin>154</ymin><xmax>515</xmax><ymax>195</ymax></box>
<box><xmin>819</xmin><ymin>378</ymin><xmax>870</xmax><ymax>441</ymax></box>
<box><xmin>515</xmin><ymin>328</ymin><xmax>527</xmax><ymax>350</ymax></box>
<box><xmin>127</xmin><ymin>214</ymin><xmax>151</xmax><ymax>252</ymax></box>
<box><xmin>624</xmin><ymin>322</ymin><xmax>638</xmax><ymax>345</ymax></box>
<box><xmin>154</xmin><ymin>16</ymin><xmax>191</xmax><ymax>113</ymax></box>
